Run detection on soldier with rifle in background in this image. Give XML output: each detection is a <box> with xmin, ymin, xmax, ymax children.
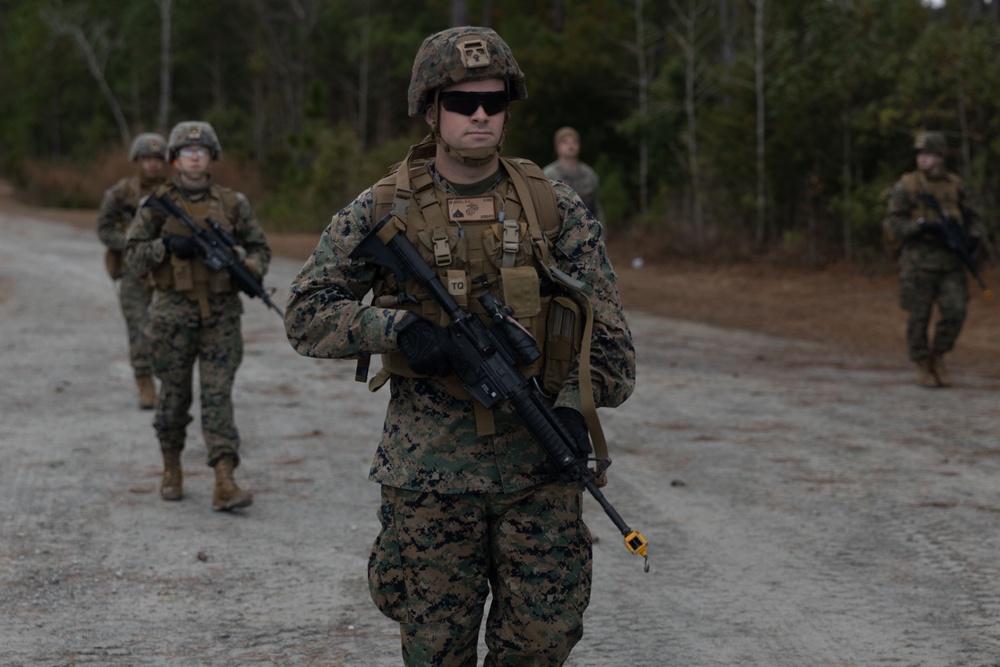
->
<box><xmin>285</xmin><ymin>26</ymin><xmax>638</xmax><ymax>666</ymax></box>
<box><xmin>886</xmin><ymin>130</ymin><xmax>987</xmax><ymax>388</ymax></box>
<box><xmin>126</xmin><ymin>121</ymin><xmax>271</xmax><ymax>510</ymax></box>
<box><xmin>97</xmin><ymin>133</ymin><xmax>168</xmax><ymax>409</ymax></box>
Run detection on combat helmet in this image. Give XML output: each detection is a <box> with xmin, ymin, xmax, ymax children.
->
<box><xmin>407</xmin><ymin>26</ymin><xmax>527</xmax><ymax>118</ymax></box>
<box><xmin>914</xmin><ymin>131</ymin><xmax>946</xmax><ymax>157</ymax></box>
<box><xmin>167</xmin><ymin>121</ymin><xmax>222</xmax><ymax>161</ymax></box>
<box><xmin>128</xmin><ymin>133</ymin><xmax>167</xmax><ymax>161</ymax></box>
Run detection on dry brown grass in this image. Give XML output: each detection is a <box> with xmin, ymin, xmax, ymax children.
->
<box><xmin>15</xmin><ymin>153</ymin><xmax>265</xmax><ymax>209</ymax></box>
<box><xmin>5</xmin><ymin>179</ymin><xmax>999</xmax><ymax>381</ymax></box>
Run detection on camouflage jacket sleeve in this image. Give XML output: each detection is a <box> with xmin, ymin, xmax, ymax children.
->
<box><xmin>230</xmin><ymin>192</ymin><xmax>272</xmax><ymax>279</ymax></box>
<box><xmin>124</xmin><ymin>199</ymin><xmax>169</xmax><ymax>275</ymax></box>
<box><xmin>96</xmin><ymin>180</ymin><xmax>132</xmax><ymax>251</ymax></box>
<box><xmin>957</xmin><ymin>183</ymin><xmax>985</xmax><ymax>240</ymax></box>
<box><xmin>284</xmin><ymin>187</ymin><xmax>408</xmax><ymax>360</ymax></box>
<box><xmin>886</xmin><ymin>178</ymin><xmax>922</xmax><ymax>241</ymax></box>
<box><xmin>549</xmin><ymin>182</ymin><xmax>636</xmax><ymax>412</ymax></box>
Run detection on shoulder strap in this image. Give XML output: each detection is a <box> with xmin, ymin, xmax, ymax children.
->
<box><xmin>356</xmin><ymin>140</ymin><xmax>436</xmax><ymax>383</ymax></box>
<box><xmin>502</xmin><ymin>157</ymin><xmax>610</xmax><ymax>478</ymax></box>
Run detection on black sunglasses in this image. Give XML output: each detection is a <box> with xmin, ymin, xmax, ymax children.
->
<box><xmin>438</xmin><ymin>91</ymin><xmax>509</xmax><ymax>116</ymax></box>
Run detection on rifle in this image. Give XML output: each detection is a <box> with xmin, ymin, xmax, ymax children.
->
<box><xmin>145</xmin><ymin>194</ymin><xmax>283</xmax><ymax>315</ymax></box>
<box><xmin>351</xmin><ymin>214</ymin><xmax>649</xmax><ymax>571</ymax></box>
<box><xmin>917</xmin><ymin>193</ymin><xmax>991</xmax><ymax>299</ymax></box>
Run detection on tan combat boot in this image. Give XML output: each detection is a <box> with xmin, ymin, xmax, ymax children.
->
<box><xmin>212</xmin><ymin>457</ymin><xmax>253</xmax><ymax>511</ymax></box>
<box><xmin>916</xmin><ymin>358</ymin><xmax>939</xmax><ymax>388</ymax></box>
<box><xmin>931</xmin><ymin>352</ymin><xmax>952</xmax><ymax>387</ymax></box>
<box><xmin>160</xmin><ymin>451</ymin><xmax>183</xmax><ymax>501</ymax></box>
<box><xmin>137</xmin><ymin>376</ymin><xmax>157</xmax><ymax>410</ymax></box>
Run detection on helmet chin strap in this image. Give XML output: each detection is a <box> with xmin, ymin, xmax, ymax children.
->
<box><xmin>430</xmin><ymin>89</ymin><xmax>507</xmax><ymax>168</ymax></box>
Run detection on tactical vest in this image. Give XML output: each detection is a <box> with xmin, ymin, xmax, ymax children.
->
<box><xmin>902</xmin><ymin>170</ymin><xmax>963</xmax><ymax>221</ymax></box>
<box><xmin>361</xmin><ymin>142</ymin><xmax>609</xmax><ymax>479</ymax></box>
<box><xmin>883</xmin><ymin>170</ymin><xmax>964</xmax><ymax>258</ymax></box>
<box><xmin>151</xmin><ymin>184</ymin><xmax>240</xmax><ymax>317</ymax></box>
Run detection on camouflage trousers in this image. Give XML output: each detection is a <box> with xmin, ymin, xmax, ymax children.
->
<box><xmin>146</xmin><ymin>314</ymin><xmax>243</xmax><ymax>466</ymax></box>
<box><xmin>117</xmin><ymin>272</ymin><xmax>153</xmax><ymax>378</ymax></box>
<box><xmin>369</xmin><ymin>482</ymin><xmax>592</xmax><ymax>667</ymax></box>
<box><xmin>898</xmin><ymin>264</ymin><xmax>968</xmax><ymax>362</ymax></box>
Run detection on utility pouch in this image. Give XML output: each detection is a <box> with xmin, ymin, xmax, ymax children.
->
<box><xmin>500</xmin><ymin>265</ymin><xmax>545</xmax><ymax>377</ymax></box>
<box><xmin>104</xmin><ymin>249</ymin><xmax>123</xmax><ymax>280</ymax></box>
<box><xmin>209</xmin><ymin>269</ymin><xmax>232</xmax><ymax>294</ymax></box>
<box><xmin>499</xmin><ymin>266</ymin><xmax>541</xmax><ymax>321</ymax></box>
<box><xmin>542</xmin><ymin>295</ymin><xmax>582</xmax><ymax>395</ymax></box>
<box><xmin>170</xmin><ymin>255</ymin><xmax>194</xmax><ymax>291</ymax></box>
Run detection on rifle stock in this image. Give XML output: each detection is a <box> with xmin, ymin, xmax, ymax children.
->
<box><xmin>351</xmin><ymin>214</ymin><xmax>649</xmax><ymax>569</ymax></box>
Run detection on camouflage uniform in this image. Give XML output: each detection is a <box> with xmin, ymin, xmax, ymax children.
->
<box><xmin>543</xmin><ymin>128</ymin><xmax>604</xmax><ymax>221</ymax></box>
<box><xmin>126</xmin><ymin>174</ymin><xmax>271</xmax><ymax>467</ymax></box>
<box><xmin>97</xmin><ymin>173</ymin><xmax>162</xmax><ymax>380</ymax></box>
<box><xmin>285</xmin><ymin>26</ymin><xmax>635</xmax><ymax>666</ymax></box>
<box><xmin>886</xmin><ymin>136</ymin><xmax>983</xmax><ymax>375</ymax></box>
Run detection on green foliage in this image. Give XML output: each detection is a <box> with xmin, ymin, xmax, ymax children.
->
<box><xmin>3</xmin><ymin>0</ymin><xmax>1000</xmax><ymax>263</ymax></box>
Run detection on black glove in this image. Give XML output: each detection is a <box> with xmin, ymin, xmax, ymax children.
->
<box><xmin>917</xmin><ymin>219</ymin><xmax>946</xmax><ymax>237</ymax></box>
<box><xmin>555</xmin><ymin>407</ymin><xmax>592</xmax><ymax>459</ymax></box>
<box><xmin>163</xmin><ymin>235</ymin><xmax>197</xmax><ymax>259</ymax></box>
<box><xmin>395</xmin><ymin>313</ymin><xmax>454</xmax><ymax>377</ymax></box>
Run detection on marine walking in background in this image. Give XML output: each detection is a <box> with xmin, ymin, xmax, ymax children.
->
<box><xmin>96</xmin><ymin>133</ymin><xmax>167</xmax><ymax>409</ymax></box>
<box><xmin>543</xmin><ymin>126</ymin><xmax>604</xmax><ymax>222</ymax></box>
<box><xmin>126</xmin><ymin>121</ymin><xmax>271</xmax><ymax>510</ymax></box>
<box><xmin>885</xmin><ymin>131</ymin><xmax>986</xmax><ymax>388</ymax></box>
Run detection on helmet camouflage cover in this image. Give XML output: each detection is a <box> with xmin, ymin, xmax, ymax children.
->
<box><xmin>407</xmin><ymin>26</ymin><xmax>527</xmax><ymax>117</ymax></box>
<box><xmin>128</xmin><ymin>133</ymin><xmax>167</xmax><ymax>161</ymax></box>
<box><xmin>914</xmin><ymin>131</ymin><xmax>946</xmax><ymax>157</ymax></box>
<box><xmin>167</xmin><ymin>121</ymin><xmax>222</xmax><ymax>161</ymax></box>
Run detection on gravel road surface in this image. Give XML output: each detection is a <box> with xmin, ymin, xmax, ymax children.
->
<box><xmin>2</xmin><ymin>209</ymin><xmax>1000</xmax><ymax>666</ymax></box>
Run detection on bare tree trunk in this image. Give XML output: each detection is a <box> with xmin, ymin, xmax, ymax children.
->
<box><xmin>41</xmin><ymin>6</ymin><xmax>131</xmax><ymax>145</ymax></box>
<box><xmin>957</xmin><ymin>78</ymin><xmax>971</xmax><ymax>183</ymax></box>
<box><xmin>155</xmin><ymin>0</ymin><xmax>173</xmax><ymax>135</ymax></box>
<box><xmin>211</xmin><ymin>44</ymin><xmax>225</xmax><ymax>110</ymax></box>
<box><xmin>481</xmin><ymin>0</ymin><xmax>494</xmax><ymax>28</ymax></box>
<box><xmin>451</xmin><ymin>0</ymin><xmax>468</xmax><ymax>26</ymax></box>
<box><xmin>358</xmin><ymin>4</ymin><xmax>370</xmax><ymax>143</ymax></box>
<box><xmin>252</xmin><ymin>76</ymin><xmax>265</xmax><ymax>158</ymax></box>
<box><xmin>246</xmin><ymin>0</ymin><xmax>320</xmax><ymax>140</ymax></box>
<box><xmin>552</xmin><ymin>0</ymin><xmax>564</xmax><ymax>33</ymax></box>
<box><xmin>752</xmin><ymin>0</ymin><xmax>766</xmax><ymax>246</ymax></box>
<box><xmin>670</xmin><ymin>0</ymin><xmax>713</xmax><ymax>242</ymax></box>
<box><xmin>718</xmin><ymin>0</ymin><xmax>734</xmax><ymax>70</ymax></box>
<box><xmin>841</xmin><ymin>109</ymin><xmax>852</xmax><ymax>263</ymax></box>
<box><xmin>634</xmin><ymin>0</ymin><xmax>650</xmax><ymax>215</ymax></box>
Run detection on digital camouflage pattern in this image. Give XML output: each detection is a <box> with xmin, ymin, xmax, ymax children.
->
<box><xmin>284</xmin><ymin>167</ymin><xmax>635</xmax><ymax>495</ymax></box>
<box><xmin>126</xmin><ymin>175</ymin><xmax>271</xmax><ymax>465</ymax></box>
<box><xmin>886</xmin><ymin>168</ymin><xmax>983</xmax><ymax>361</ymax></box>
<box><xmin>285</xmin><ymin>158</ymin><xmax>634</xmax><ymax>665</ymax></box>
<box><xmin>96</xmin><ymin>174</ymin><xmax>164</xmax><ymax>378</ymax></box>
<box><xmin>407</xmin><ymin>26</ymin><xmax>527</xmax><ymax>117</ymax></box>
<box><xmin>543</xmin><ymin>160</ymin><xmax>604</xmax><ymax>222</ymax></box>
<box><xmin>144</xmin><ymin>312</ymin><xmax>244</xmax><ymax>464</ymax></box>
<box><xmin>369</xmin><ymin>483</ymin><xmax>591</xmax><ymax>665</ymax></box>
<box><xmin>914</xmin><ymin>130</ymin><xmax>946</xmax><ymax>157</ymax></box>
<box><xmin>167</xmin><ymin>121</ymin><xmax>222</xmax><ymax>161</ymax></box>
<box><xmin>127</xmin><ymin>133</ymin><xmax>167</xmax><ymax>161</ymax></box>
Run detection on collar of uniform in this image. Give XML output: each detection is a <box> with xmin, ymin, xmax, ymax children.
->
<box><xmin>173</xmin><ymin>173</ymin><xmax>212</xmax><ymax>201</ymax></box>
<box><xmin>427</xmin><ymin>160</ymin><xmax>505</xmax><ymax>196</ymax></box>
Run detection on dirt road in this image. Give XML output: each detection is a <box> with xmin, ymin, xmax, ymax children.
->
<box><xmin>3</xmin><ymin>208</ymin><xmax>1000</xmax><ymax>666</ymax></box>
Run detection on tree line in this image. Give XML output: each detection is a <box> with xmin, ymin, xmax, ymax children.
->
<box><xmin>1</xmin><ymin>0</ymin><xmax>999</xmax><ymax>265</ymax></box>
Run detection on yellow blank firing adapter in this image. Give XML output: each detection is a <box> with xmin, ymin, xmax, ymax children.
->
<box><xmin>624</xmin><ymin>530</ymin><xmax>649</xmax><ymax>572</ymax></box>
